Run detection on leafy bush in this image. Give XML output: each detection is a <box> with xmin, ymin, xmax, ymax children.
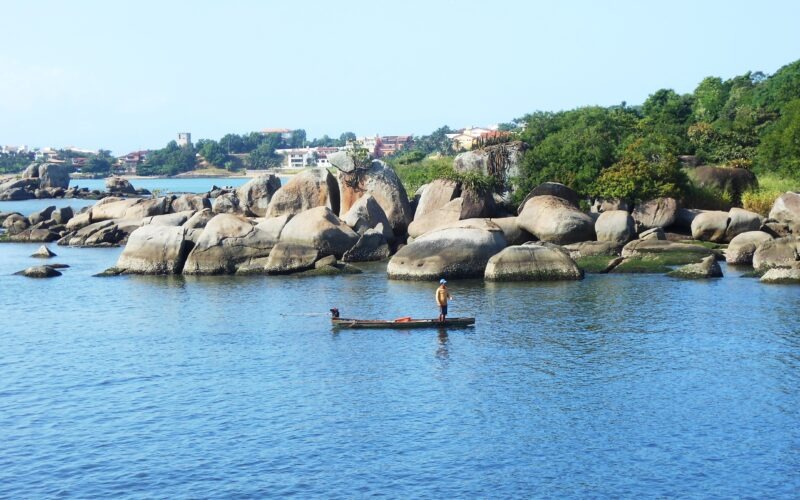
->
<box><xmin>591</xmin><ymin>137</ymin><xmax>688</xmax><ymax>203</ymax></box>
<box><xmin>741</xmin><ymin>190</ymin><xmax>779</xmax><ymax>216</ymax></box>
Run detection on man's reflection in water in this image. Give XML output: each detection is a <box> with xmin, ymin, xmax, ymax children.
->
<box><xmin>436</xmin><ymin>328</ymin><xmax>449</xmax><ymax>362</ymax></box>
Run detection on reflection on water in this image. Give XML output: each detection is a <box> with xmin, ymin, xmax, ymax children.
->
<box><xmin>0</xmin><ymin>241</ymin><xmax>798</xmax><ymax>497</ymax></box>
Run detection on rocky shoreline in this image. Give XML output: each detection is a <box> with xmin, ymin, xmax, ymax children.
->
<box><xmin>2</xmin><ymin>151</ymin><xmax>799</xmax><ymax>285</ymax></box>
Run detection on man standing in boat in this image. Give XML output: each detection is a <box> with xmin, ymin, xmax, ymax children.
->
<box><xmin>436</xmin><ymin>279</ymin><xmax>452</xmax><ymax>322</ymax></box>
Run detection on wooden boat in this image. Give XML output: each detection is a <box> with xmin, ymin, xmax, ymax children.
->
<box><xmin>331</xmin><ymin>317</ymin><xmax>475</xmax><ymax>329</ymax></box>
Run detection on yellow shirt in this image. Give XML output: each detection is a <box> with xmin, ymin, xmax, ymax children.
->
<box><xmin>436</xmin><ymin>286</ymin><xmax>450</xmax><ymax>306</ymax></box>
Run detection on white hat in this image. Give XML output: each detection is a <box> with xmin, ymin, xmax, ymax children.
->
<box><xmin>439</xmin><ymin>278</ymin><xmax>447</xmax><ymax>284</ymax></box>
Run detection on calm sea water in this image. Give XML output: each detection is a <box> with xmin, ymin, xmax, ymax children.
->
<box><xmin>0</xmin><ymin>177</ymin><xmax>284</xmax><ymax>215</ymax></box>
<box><xmin>1</xmin><ymin>181</ymin><xmax>799</xmax><ymax>497</ymax></box>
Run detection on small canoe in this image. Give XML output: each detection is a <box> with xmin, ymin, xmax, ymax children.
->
<box><xmin>332</xmin><ymin>317</ymin><xmax>475</xmax><ymax>329</ymax></box>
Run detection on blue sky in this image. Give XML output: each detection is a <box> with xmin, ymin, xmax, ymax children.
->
<box><xmin>1</xmin><ymin>0</ymin><xmax>798</xmax><ymax>154</ymax></box>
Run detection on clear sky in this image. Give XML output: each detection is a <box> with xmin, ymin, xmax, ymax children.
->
<box><xmin>1</xmin><ymin>0</ymin><xmax>798</xmax><ymax>154</ymax></box>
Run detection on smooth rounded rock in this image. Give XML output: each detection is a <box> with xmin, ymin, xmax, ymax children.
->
<box><xmin>485</xmin><ymin>242</ymin><xmax>583</xmax><ymax>281</ymax></box>
<box><xmin>726</xmin><ymin>231</ymin><xmax>773</xmax><ymax>265</ymax></box>
<box><xmin>518</xmin><ymin>195</ymin><xmax>594</xmax><ymax>244</ymax></box>
<box><xmin>595</xmin><ymin>210</ymin><xmax>635</xmax><ymax>244</ymax></box>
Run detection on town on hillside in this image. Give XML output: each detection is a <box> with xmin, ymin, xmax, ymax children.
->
<box><xmin>0</xmin><ymin>125</ymin><xmax>511</xmax><ymax>178</ymax></box>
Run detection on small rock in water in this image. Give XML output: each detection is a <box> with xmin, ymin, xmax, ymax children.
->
<box><xmin>667</xmin><ymin>255</ymin><xmax>723</xmax><ymax>279</ymax></box>
<box><xmin>16</xmin><ymin>265</ymin><xmax>62</xmax><ymax>278</ymax></box>
<box><xmin>31</xmin><ymin>244</ymin><xmax>57</xmax><ymax>258</ymax></box>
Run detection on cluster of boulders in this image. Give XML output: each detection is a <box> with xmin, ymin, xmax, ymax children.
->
<box><xmin>3</xmin><ymin>152</ymin><xmax>798</xmax><ymax>285</ymax></box>
<box><xmin>0</xmin><ymin>164</ymin><xmax>150</xmax><ymax>201</ymax></box>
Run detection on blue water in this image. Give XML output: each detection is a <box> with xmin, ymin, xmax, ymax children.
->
<box><xmin>71</xmin><ymin>177</ymin><xmax>255</xmax><ymax>195</ymax></box>
<box><xmin>0</xmin><ymin>239</ymin><xmax>798</xmax><ymax>497</ymax></box>
<box><xmin>0</xmin><ymin>177</ymin><xmax>286</xmax><ymax>215</ymax></box>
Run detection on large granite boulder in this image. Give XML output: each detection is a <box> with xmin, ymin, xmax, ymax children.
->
<box><xmin>212</xmin><ymin>192</ymin><xmax>242</xmax><ymax>214</ymax></box>
<box><xmin>64</xmin><ymin>219</ymin><xmax>139</xmax><ymax>247</ymax></box>
<box><xmin>264</xmin><ymin>243</ymin><xmax>319</xmax><ymax>274</ymax></box>
<box><xmin>408</xmin><ymin>196</ymin><xmax>486</xmax><ymax>238</ymax></box>
<box><xmin>65</xmin><ymin>211</ymin><xmax>92</xmax><ymax>231</ymax></box>
<box><xmin>752</xmin><ymin>236</ymin><xmax>800</xmax><ymax>272</ymax></box>
<box><xmin>105</xmin><ymin>177</ymin><xmax>136</xmax><ymax>194</ymax></box>
<box><xmin>184</xmin><ymin>209</ymin><xmax>215</xmax><ymax>230</ymax></box>
<box><xmin>335</xmin><ymin>160</ymin><xmax>412</xmax><ymax>237</ymax></box>
<box><xmin>485</xmin><ymin>241</ymin><xmax>583</xmax><ymax>281</ymax></box>
<box><xmin>590</xmin><ymin>198</ymin><xmax>629</xmax><ymax>214</ymax></box>
<box><xmin>279</xmin><ymin>206</ymin><xmax>359</xmax><ymax>258</ymax></box>
<box><xmin>91</xmin><ymin>197</ymin><xmax>169</xmax><ymax>221</ymax></box>
<box><xmin>38</xmin><ymin>163</ymin><xmax>70</xmax><ymax>189</ymax></box>
<box><xmin>726</xmin><ymin>231</ymin><xmax>773</xmax><ymax>265</ymax></box>
<box><xmin>563</xmin><ymin>241</ymin><xmax>623</xmax><ymax>258</ymax></box>
<box><xmin>691</xmin><ymin>211</ymin><xmax>729</xmax><ymax>242</ymax></box>
<box><xmin>760</xmin><ymin>267</ymin><xmax>800</xmax><ymax>284</ymax></box>
<box><xmin>327</xmin><ymin>151</ymin><xmax>357</xmax><ymax>173</ymax></box>
<box><xmin>171</xmin><ymin>194</ymin><xmax>211</xmax><ymax>212</ymax></box>
<box><xmin>141</xmin><ymin>210</ymin><xmax>195</xmax><ymax>227</ymax></box>
<box><xmin>341</xmin><ymin>194</ymin><xmax>393</xmax><ymax>241</ymax></box>
<box><xmin>769</xmin><ymin>192</ymin><xmax>800</xmax><ymax>225</ymax></box>
<box><xmin>342</xmin><ymin>225</ymin><xmax>391</xmax><ymax>262</ymax></box>
<box><xmin>517</xmin><ymin>182</ymin><xmax>580</xmax><ymax>213</ymax></box>
<box><xmin>265</xmin><ymin>168</ymin><xmax>339</xmax><ymax>218</ymax></box>
<box><xmin>490</xmin><ymin>217</ymin><xmax>534</xmax><ymax>246</ymax></box>
<box><xmin>690</xmin><ymin>166</ymin><xmax>757</xmax><ymax>198</ymax></box>
<box><xmin>8</xmin><ymin>225</ymin><xmax>61</xmax><ymax>242</ymax></box>
<box><xmin>621</xmin><ymin>239</ymin><xmax>717</xmax><ymax>259</ymax></box>
<box><xmin>667</xmin><ymin>255</ymin><xmax>723</xmax><ymax>279</ymax></box>
<box><xmin>639</xmin><ymin>227</ymin><xmax>666</xmax><ymax>240</ymax></box>
<box><xmin>387</xmin><ymin>219</ymin><xmax>507</xmax><ymax>280</ymax></box>
<box><xmin>595</xmin><ymin>210</ymin><xmax>635</xmax><ymax>244</ymax></box>
<box><xmin>22</xmin><ymin>163</ymin><xmax>39</xmax><ymax>178</ymax></box>
<box><xmin>114</xmin><ymin>225</ymin><xmax>190</xmax><ymax>274</ymax></box>
<box><xmin>673</xmin><ymin>208</ymin><xmax>705</xmax><ymax>233</ymax></box>
<box><xmin>632</xmin><ymin>198</ymin><xmax>678</xmax><ymax>231</ymax></box>
<box><xmin>518</xmin><ymin>195</ymin><xmax>594</xmax><ymax>244</ymax></box>
<box><xmin>453</xmin><ymin>141</ymin><xmax>526</xmax><ymax>189</ymax></box>
<box><xmin>236</xmin><ymin>174</ymin><xmax>282</xmax><ymax>217</ymax></box>
<box><xmin>183</xmin><ymin>214</ymin><xmax>278</xmax><ymax>274</ymax></box>
<box><xmin>414</xmin><ymin>179</ymin><xmax>459</xmax><ymax>219</ymax></box>
<box><xmin>50</xmin><ymin>206</ymin><xmax>74</xmax><ymax>225</ymax></box>
<box><xmin>28</xmin><ymin>206</ymin><xmax>56</xmax><ymax>225</ymax></box>
<box><xmin>2</xmin><ymin>214</ymin><xmax>30</xmax><ymax>235</ymax></box>
<box><xmin>726</xmin><ymin>208</ymin><xmax>763</xmax><ymax>241</ymax></box>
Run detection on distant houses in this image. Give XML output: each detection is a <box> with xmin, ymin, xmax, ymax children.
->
<box><xmin>446</xmin><ymin>126</ymin><xmax>509</xmax><ymax>151</ymax></box>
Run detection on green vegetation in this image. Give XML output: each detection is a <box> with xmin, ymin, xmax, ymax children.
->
<box><xmin>611</xmin><ymin>257</ymin><xmax>672</xmax><ymax>274</ymax></box>
<box><xmin>390</xmin><ymin>155</ymin><xmax>498</xmax><ymax>194</ymax></box>
<box><xmin>138</xmin><ymin>141</ymin><xmax>196</xmax><ymax>176</ymax></box>
<box><xmin>502</xmin><ymin>59</ymin><xmax>800</xmax><ymax>206</ymax></box>
<box><xmin>0</xmin><ymin>152</ymin><xmax>34</xmax><ymax>174</ymax></box>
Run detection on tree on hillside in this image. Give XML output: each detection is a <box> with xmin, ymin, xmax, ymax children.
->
<box><xmin>197</xmin><ymin>139</ymin><xmax>229</xmax><ymax>167</ymax></box>
<box><xmin>248</xmin><ymin>142</ymin><xmax>283</xmax><ymax>169</ymax></box>
<box><xmin>693</xmin><ymin>77</ymin><xmax>730</xmax><ymax>123</ymax></box>
<box><xmin>138</xmin><ymin>140</ymin><xmax>196</xmax><ymax>176</ymax></box>
<box><xmin>339</xmin><ymin>131</ymin><xmax>356</xmax><ymax>144</ymax></box>
<box><xmin>757</xmin><ymin>98</ymin><xmax>800</xmax><ymax>178</ymax></box>
<box><xmin>83</xmin><ymin>156</ymin><xmax>112</xmax><ymax>175</ymax></box>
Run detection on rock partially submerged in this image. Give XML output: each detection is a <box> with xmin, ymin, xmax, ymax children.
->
<box><xmin>113</xmin><ymin>225</ymin><xmax>191</xmax><ymax>274</ymax></box>
<box><xmin>183</xmin><ymin>214</ymin><xmax>278</xmax><ymax>275</ymax></box>
<box><xmin>726</xmin><ymin>231</ymin><xmax>773</xmax><ymax>265</ymax></box>
<box><xmin>485</xmin><ymin>242</ymin><xmax>583</xmax><ymax>281</ymax></box>
<box><xmin>31</xmin><ymin>245</ymin><xmax>57</xmax><ymax>258</ymax></box>
<box><xmin>15</xmin><ymin>265</ymin><xmax>62</xmax><ymax>278</ymax></box>
<box><xmin>752</xmin><ymin>236</ymin><xmax>800</xmax><ymax>272</ymax></box>
<box><xmin>760</xmin><ymin>267</ymin><xmax>800</xmax><ymax>284</ymax></box>
<box><xmin>667</xmin><ymin>255</ymin><xmax>723</xmax><ymax>279</ymax></box>
<box><xmin>387</xmin><ymin>219</ymin><xmax>507</xmax><ymax>280</ymax></box>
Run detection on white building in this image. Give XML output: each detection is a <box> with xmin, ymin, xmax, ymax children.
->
<box><xmin>275</xmin><ymin>146</ymin><xmax>344</xmax><ymax>169</ymax></box>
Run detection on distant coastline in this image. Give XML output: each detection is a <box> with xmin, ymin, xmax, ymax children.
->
<box><xmin>69</xmin><ymin>168</ymin><xmax>300</xmax><ymax>181</ymax></box>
